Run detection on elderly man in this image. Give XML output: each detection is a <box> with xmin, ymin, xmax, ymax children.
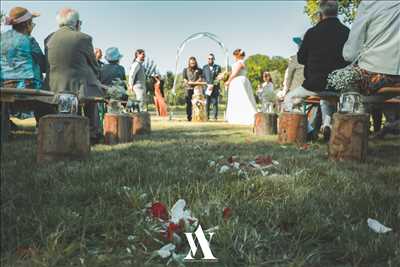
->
<box><xmin>283</xmin><ymin>0</ymin><xmax>350</xmax><ymax>141</ymax></box>
<box><xmin>46</xmin><ymin>8</ymin><xmax>104</xmax><ymax>142</ymax></box>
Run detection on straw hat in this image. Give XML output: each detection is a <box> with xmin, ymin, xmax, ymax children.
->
<box><xmin>5</xmin><ymin>7</ymin><xmax>40</xmax><ymax>25</ymax></box>
<box><xmin>105</xmin><ymin>47</ymin><xmax>123</xmax><ymax>62</ymax></box>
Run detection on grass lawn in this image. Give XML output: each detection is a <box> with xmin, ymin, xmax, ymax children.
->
<box><xmin>1</xmin><ymin>114</ymin><xmax>399</xmax><ymax>267</ymax></box>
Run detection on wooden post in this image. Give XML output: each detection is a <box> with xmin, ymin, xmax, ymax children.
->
<box><xmin>254</xmin><ymin>112</ymin><xmax>278</xmax><ymax>135</ymax></box>
<box><xmin>132</xmin><ymin>112</ymin><xmax>151</xmax><ymax>135</ymax></box>
<box><xmin>37</xmin><ymin>114</ymin><xmax>90</xmax><ymax>162</ymax></box>
<box><xmin>329</xmin><ymin>113</ymin><xmax>369</xmax><ymax>162</ymax></box>
<box><xmin>278</xmin><ymin>112</ymin><xmax>307</xmax><ymax>145</ymax></box>
<box><xmin>103</xmin><ymin>113</ymin><xmax>133</xmax><ymax>145</ymax></box>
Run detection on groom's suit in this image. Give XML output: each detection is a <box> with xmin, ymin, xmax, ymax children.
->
<box><xmin>202</xmin><ymin>64</ymin><xmax>221</xmax><ymax>120</ymax></box>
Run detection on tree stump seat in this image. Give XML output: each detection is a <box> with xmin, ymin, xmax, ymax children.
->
<box><xmin>328</xmin><ymin>113</ymin><xmax>369</xmax><ymax>162</ymax></box>
<box><xmin>132</xmin><ymin>112</ymin><xmax>151</xmax><ymax>135</ymax></box>
<box><xmin>37</xmin><ymin>114</ymin><xmax>90</xmax><ymax>163</ymax></box>
<box><xmin>254</xmin><ymin>112</ymin><xmax>277</xmax><ymax>135</ymax></box>
<box><xmin>278</xmin><ymin>112</ymin><xmax>307</xmax><ymax>145</ymax></box>
<box><xmin>103</xmin><ymin>113</ymin><xmax>133</xmax><ymax>145</ymax></box>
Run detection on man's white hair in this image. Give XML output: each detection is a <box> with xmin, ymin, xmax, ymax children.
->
<box><xmin>56</xmin><ymin>8</ymin><xmax>79</xmax><ymax>28</ymax></box>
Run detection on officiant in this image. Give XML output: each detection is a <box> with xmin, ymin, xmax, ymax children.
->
<box><xmin>182</xmin><ymin>56</ymin><xmax>203</xmax><ymax>121</ymax></box>
<box><xmin>202</xmin><ymin>53</ymin><xmax>222</xmax><ymax>121</ymax></box>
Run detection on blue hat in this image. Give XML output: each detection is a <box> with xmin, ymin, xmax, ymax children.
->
<box><xmin>292</xmin><ymin>37</ymin><xmax>302</xmax><ymax>46</ymax></box>
<box><xmin>105</xmin><ymin>47</ymin><xmax>123</xmax><ymax>62</ymax></box>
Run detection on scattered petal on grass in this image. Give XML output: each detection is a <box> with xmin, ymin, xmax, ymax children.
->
<box><xmin>232</xmin><ymin>162</ymin><xmax>240</xmax><ymax>169</ymax></box>
<box><xmin>219</xmin><ymin>165</ymin><xmax>230</xmax><ymax>173</ymax></box>
<box><xmin>255</xmin><ymin>155</ymin><xmax>273</xmax><ymax>166</ymax></box>
<box><xmin>157</xmin><ymin>243</ymin><xmax>176</xmax><ymax>258</ymax></box>
<box><xmin>223</xmin><ymin>207</ymin><xmax>232</xmax><ymax>220</ymax></box>
<box><xmin>367</xmin><ymin>218</ymin><xmax>392</xmax><ymax>234</ymax></box>
<box><xmin>127</xmin><ymin>235</ymin><xmax>135</xmax><ymax>241</ymax></box>
<box><xmin>150</xmin><ymin>202</ymin><xmax>169</xmax><ymax>221</ymax></box>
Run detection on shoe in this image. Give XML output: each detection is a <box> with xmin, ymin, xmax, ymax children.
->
<box><xmin>323</xmin><ymin>126</ymin><xmax>331</xmax><ymax>142</ymax></box>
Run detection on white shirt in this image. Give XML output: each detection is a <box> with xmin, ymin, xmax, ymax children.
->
<box><xmin>343</xmin><ymin>1</ymin><xmax>400</xmax><ymax>75</ymax></box>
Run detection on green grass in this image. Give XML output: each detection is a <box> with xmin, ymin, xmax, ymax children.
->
<box><xmin>1</xmin><ymin>115</ymin><xmax>399</xmax><ymax>267</ymax></box>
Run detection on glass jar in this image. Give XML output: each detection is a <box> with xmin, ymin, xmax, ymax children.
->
<box><xmin>57</xmin><ymin>93</ymin><xmax>78</xmax><ymax>114</ymax></box>
<box><xmin>338</xmin><ymin>92</ymin><xmax>364</xmax><ymax>113</ymax></box>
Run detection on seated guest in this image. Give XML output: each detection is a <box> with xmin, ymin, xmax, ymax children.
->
<box><xmin>1</xmin><ymin>7</ymin><xmax>45</xmax><ymax>89</ymax></box>
<box><xmin>342</xmin><ymin>1</ymin><xmax>400</xmax><ymax>95</ymax></box>
<box><xmin>1</xmin><ymin>7</ymin><xmax>54</xmax><ymax>126</ymax></box>
<box><xmin>46</xmin><ymin>8</ymin><xmax>104</xmax><ymax>142</ymax></box>
<box><xmin>277</xmin><ymin>37</ymin><xmax>304</xmax><ymax>101</ymax></box>
<box><xmin>99</xmin><ymin>47</ymin><xmax>126</xmax><ymax>87</ymax></box>
<box><xmin>283</xmin><ymin>0</ymin><xmax>350</xmax><ymax>141</ymax></box>
<box><xmin>343</xmin><ymin>1</ymin><xmax>400</xmax><ymax>139</ymax></box>
<box><xmin>95</xmin><ymin>48</ymin><xmax>105</xmax><ymax>68</ymax></box>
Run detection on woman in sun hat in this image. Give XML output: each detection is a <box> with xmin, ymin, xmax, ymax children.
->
<box><xmin>1</xmin><ymin>6</ymin><xmax>45</xmax><ymax>89</ymax></box>
<box><xmin>99</xmin><ymin>47</ymin><xmax>126</xmax><ymax>87</ymax></box>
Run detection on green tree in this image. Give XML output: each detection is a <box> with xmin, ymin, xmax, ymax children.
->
<box><xmin>305</xmin><ymin>0</ymin><xmax>361</xmax><ymax>24</ymax></box>
<box><xmin>245</xmin><ymin>54</ymin><xmax>288</xmax><ymax>91</ymax></box>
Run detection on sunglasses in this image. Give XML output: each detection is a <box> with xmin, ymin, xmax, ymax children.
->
<box><xmin>208</xmin><ymin>58</ymin><xmax>214</xmax><ymax>60</ymax></box>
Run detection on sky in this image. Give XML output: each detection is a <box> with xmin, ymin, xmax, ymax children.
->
<box><xmin>1</xmin><ymin>1</ymin><xmax>312</xmax><ymax>74</ymax></box>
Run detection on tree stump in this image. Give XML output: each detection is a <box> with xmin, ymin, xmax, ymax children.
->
<box><xmin>278</xmin><ymin>112</ymin><xmax>307</xmax><ymax>145</ymax></box>
<box><xmin>328</xmin><ymin>113</ymin><xmax>369</xmax><ymax>162</ymax></box>
<box><xmin>37</xmin><ymin>114</ymin><xmax>90</xmax><ymax>163</ymax></box>
<box><xmin>254</xmin><ymin>112</ymin><xmax>278</xmax><ymax>135</ymax></box>
<box><xmin>132</xmin><ymin>112</ymin><xmax>151</xmax><ymax>135</ymax></box>
<box><xmin>103</xmin><ymin>113</ymin><xmax>133</xmax><ymax>145</ymax></box>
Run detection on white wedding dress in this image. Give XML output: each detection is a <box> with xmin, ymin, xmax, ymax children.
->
<box><xmin>225</xmin><ymin>60</ymin><xmax>257</xmax><ymax>125</ymax></box>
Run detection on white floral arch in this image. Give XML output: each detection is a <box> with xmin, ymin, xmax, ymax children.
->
<box><xmin>171</xmin><ymin>32</ymin><xmax>230</xmax><ymax>95</ymax></box>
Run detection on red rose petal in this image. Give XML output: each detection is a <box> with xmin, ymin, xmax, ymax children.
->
<box><xmin>149</xmin><ymin>202</ymin><xmax>169</xmax><ymax>220</ymax></box>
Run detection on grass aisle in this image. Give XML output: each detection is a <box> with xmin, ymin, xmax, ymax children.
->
<box><xmin>1</xmin><ymin>117</ymin><xmax>399</xmax><ymax>266</ymax></box>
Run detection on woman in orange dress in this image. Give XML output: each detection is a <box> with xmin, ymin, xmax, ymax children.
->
<box><xmin>153</xmin><ymin>74</ymin><xmax>168</xmax><ymax>117</ymax></box>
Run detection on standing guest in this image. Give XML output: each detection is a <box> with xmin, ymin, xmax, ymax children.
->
<box><xmin>100</xmin><ymin>47</ymin><xmax>126</xmax><ymax>87</ymax></box>
<box><xmin>283</xmin><ymin>0</ymin><xmax>350</xmax><ymax>141</ymax></box>
<box><xmin>46</xmin><ymin>8</ymin><xmax>104</xmax><ymax>143</ymax></box>
<box><xmin>0</xmin><ymin>7</ymin><xmax>53</xmax><ymax>125</ymax></box>
<box><xmin>257</xmin><ymin>71</ymin><xmax>274</xmax><ymax>103</ymax></box>
<box><xmin>128</xmin><ymin>49</ymin><xmax>147</xmax><ymax>111</ymax></box>
<box><xmin>277</xmin><ymin>37</ymin><xmax>304</xmax><ymax>100</ymax></box>
<box><xmin>202</xmin><ymin>53</ymin><xmax>221</xmax><ymax>121</ymax></box>
<box><xmin>95</xmin><ymin>48</ymin><xmax>104</xmax><ymax>68</ymax></box>
<box><xmin>183</xmin><ymin>57</ymin><xmax>203</xmax><ymax>121</ymax></box>
<box><xmin>152</xmin><ymin>74</ymin><xmax>168</xmax><ymax>117</ymax></box>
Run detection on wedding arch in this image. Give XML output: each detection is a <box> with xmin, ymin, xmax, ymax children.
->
<box><xmin>171</xmin><ymin>32</ymin><xmax>230</xmax><ymax>95</ymax></box>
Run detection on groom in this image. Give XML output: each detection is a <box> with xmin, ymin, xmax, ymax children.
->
<box><xmin>202</xmin><ymin>53</ymin><xmax>222</xmax><ymax>121</ymax></box>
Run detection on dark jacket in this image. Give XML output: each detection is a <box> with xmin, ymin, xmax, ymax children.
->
<box><xmin>298</xmin><ymin>17</ymin><xmax>350</xmax><ymax>92</ymax></box>
<box><xmin>46</xmin><ymin>26</ymin><xmax>103</xmax><ymax>99</ymax></box>
<box><xmin>100</xmin><ymin>63</ymin><xmax>126</xmax><ymax>86</ymax></box>
<box><xmin>202</xmin><ymin>64</ymin><xmax>221</xmax><ymax>97</ymax></box>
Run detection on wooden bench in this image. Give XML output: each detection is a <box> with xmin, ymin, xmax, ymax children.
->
<box><xmin>0</xmin><ymin>88</ymin><xmax>55</xmax><ymax>143</ymax></box>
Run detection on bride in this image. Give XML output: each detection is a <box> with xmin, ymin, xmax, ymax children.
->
<box><xmin>225</xmin><ymin>49</ymin><xmax>257</xmax><ymax>125</ymax></box>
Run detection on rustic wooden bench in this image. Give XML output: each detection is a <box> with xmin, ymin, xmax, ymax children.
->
<box><xmin>0</xmin><ymin>88</ymin><xmax>55</xmax><ymax>143</ymax></box>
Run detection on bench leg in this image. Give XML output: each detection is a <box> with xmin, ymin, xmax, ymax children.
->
<box><xmin>1</xmin><ymin>102</ymin><xmax>10</xmax><ymax>143</ymax></box>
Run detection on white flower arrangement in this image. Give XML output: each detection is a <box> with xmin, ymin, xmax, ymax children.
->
<box><xmin>326</xmin><ymin>66</ymin><xmax>362</xmax><ymax>93</ymax></box>
<box><xmin>105</xmin><ymin>78</ymin><xmax>127</xmax><ymax>100</ymax></box>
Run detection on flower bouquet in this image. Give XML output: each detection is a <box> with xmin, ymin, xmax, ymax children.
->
<box><xmin>217</xmin><ymin>71</ymin><xmax>230</xmax><ymax>83</ymax></box>
<box><xmin>326</xmin><ymin>66</ymin><xmax>362</xmax><ymax>93</ymax></box>
<box><xmin>104</xmin><ymin>79</ymin><xmax>128</xmax><ymax>113</ymax></box>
